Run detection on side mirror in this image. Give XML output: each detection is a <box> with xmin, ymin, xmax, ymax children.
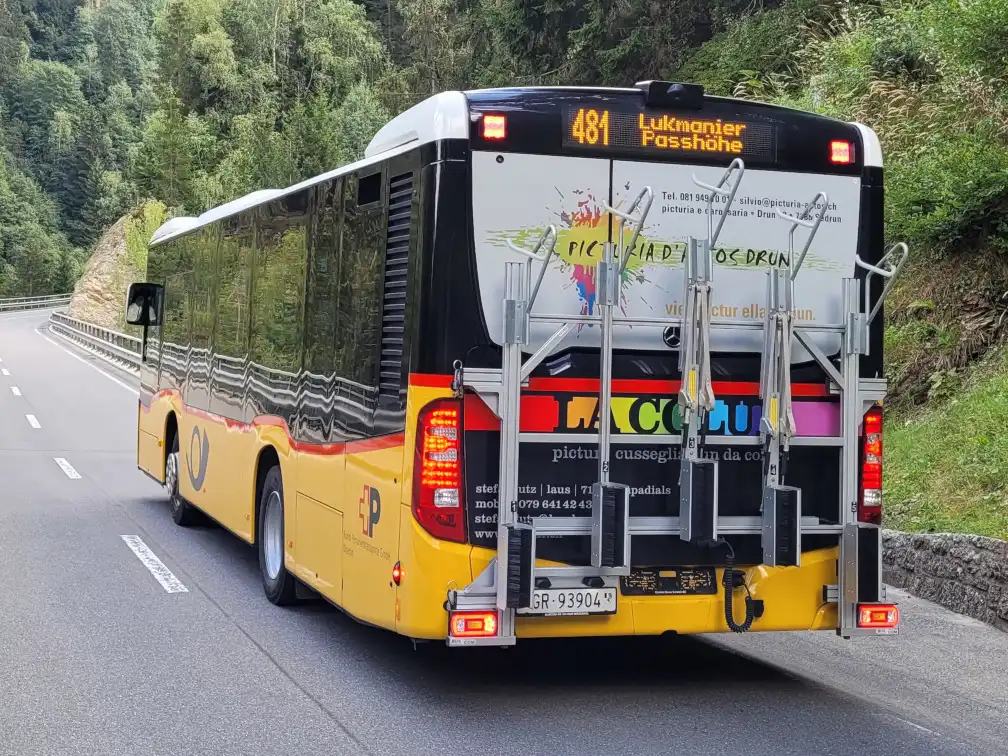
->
<box><xmin>125</xmin><ymin>282</ymin><xmax>163</xmax><ymax>327</ymax></box>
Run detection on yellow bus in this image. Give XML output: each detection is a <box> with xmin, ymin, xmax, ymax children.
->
<box><xmin>126</xmin><ymin>81</ymin><xmax>907</xmax><ymax>647</ymax></box>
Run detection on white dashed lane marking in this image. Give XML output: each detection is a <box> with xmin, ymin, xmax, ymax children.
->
<box><xmin>25</xmin><ymin>414</ymin><xmax>40</xmax><ymax>429</ymax></box>
<box><xmin>53</xmin><ymin>457</ymin><xmax>81</xmax><ymax>479</ymax></box>
<box><xmin>11</xmin><ymin>386</ymin><xmax>20</xmax><ymax>396</ymax></box>
<box><xmin>120</xmin><ymin>535</ymin><xmax>188</xmax><ymax>593</ymax></box>
<box><xmin>40</xmin><ymin>332</ymin><xmax>139</xmax><ymax>396</ymax></box>
<box><xmin>1</xmin><ymin>368</ymin><xmax>9</xmax><ymax>376</ymax></box>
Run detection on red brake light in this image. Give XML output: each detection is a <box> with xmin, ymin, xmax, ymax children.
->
<box><xmin>449</xmin><ymin>611</ymin><xmax>498</xmax><ymax>638</ymax></box>
<box><xmin>413</xmin><ymin>398</ymin><xmax>466</xmax><ymax>543</ymax></box>
<box><xmin>857</xmin><ymin>604</ymin><xmax>899</xmax><ymax>629</ymax></box>
<box><xmin>483</xmin><ymin>114</ymin><xmax>506</xmax><ymax>140</ymax></box>
<box><xmin>830</xmin><ymin>140</ymin><xmax>853</xmax><ymax>164</ymax></box>
<box><xmin>859</xmin><ymin>407</ymin><xmax>883</xmax><ymax>525</ymax></box>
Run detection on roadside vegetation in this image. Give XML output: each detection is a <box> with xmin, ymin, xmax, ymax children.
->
<box><xmin>1</xmin><ymin>0</ymin><xmax>1005</xmax><ymax>536</ymax></box>
<box><xmin>676</xmin><ymin>0</ymin><xmax>1008</xmax><ymax>538</ymax></box>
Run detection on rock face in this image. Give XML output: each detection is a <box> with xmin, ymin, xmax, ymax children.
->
<box><xmin>67</xmin><ymin>201</ymin><xmax>166</xmax><ymax>330</ymax></box>
<box><xmin>883</xmin><ymin>530</ymin><xmax>1008</xmax><ymax>632</ymax></box>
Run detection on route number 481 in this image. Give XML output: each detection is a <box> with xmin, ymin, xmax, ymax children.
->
<box><xmin>571</xmin><ymin>108</ymin><xmax>610</xmax><ymax>146</ymax></box>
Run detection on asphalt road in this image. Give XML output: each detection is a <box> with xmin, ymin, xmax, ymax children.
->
<box><xmin>1</xmin><ymin>308</ymin><xmax>1005</xmax><ymax>756</ymax></box>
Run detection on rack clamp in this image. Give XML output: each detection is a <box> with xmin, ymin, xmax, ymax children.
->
<box><xmin>590</xmin><ymin>187</ymin><xmax>654</xmax><ymax>572</ymax></box>
<box><xmin>677</xmin><ymin>159</ymin><xmax>745</xmax><ymax>545</ymax></box>
<box><xmin>757</xmin><ymin>192</ymin><xmax>829</xmax><ymax>567</ymax></box>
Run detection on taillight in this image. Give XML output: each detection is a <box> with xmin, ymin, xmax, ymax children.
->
<box><xmin>482</xmin><ymin>114</ymin><xmax>506</xmax><ymax>140</ymax></box>
<box><xmin>857</xmin><ymin>604</ymin><xmax>899</xmax><ymax>629</ymax></box>
<box><xmin>449</xmin><ymin>610</ymin><xmax>498</xmax><ymax>639</ymax></box>
<box><xmin>859</xmin><ymin>407</ymin><xmax>883</xmax><ymax>525</ymax></box>
<box><xmin>413</xmin><ymin>398</ymin><xmax>466</xmax><ymax>543</ymax></box>
<box><xmin>830</xmin><ymin>140</ymin><xmax>853</xmax><ymax>164</ymax></box>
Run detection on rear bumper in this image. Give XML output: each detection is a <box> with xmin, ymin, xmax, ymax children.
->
<box><xmin>395</xmin><ymin>516</ymin><xmax>838</xmax><ymax>640</ymax></box>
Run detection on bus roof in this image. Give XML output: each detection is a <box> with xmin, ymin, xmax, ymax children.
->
<box><xmin>150</xmin><ymin>83</ymin><xmax>882</xmax><ymax>247</ymax></box>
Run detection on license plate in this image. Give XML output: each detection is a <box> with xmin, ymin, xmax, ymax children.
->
<box><xmin>517</xmin><ymin>587</ymin><xmax>617</xmax><ymax>616</ymax></box>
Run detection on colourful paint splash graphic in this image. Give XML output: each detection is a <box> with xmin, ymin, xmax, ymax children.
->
<box><xmin>562</xmin><ymin>191</ymin><xmax>607</xmax><ymax>315</ymax></box>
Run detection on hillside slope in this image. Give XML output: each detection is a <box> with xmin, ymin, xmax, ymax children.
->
<box><xmin>66</xmin><ymin>202</ymin><xmax>166</xmax><ymax>330</ymax></box>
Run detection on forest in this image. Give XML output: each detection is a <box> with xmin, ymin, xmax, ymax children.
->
<box><xmin>1</xmin><ymin>0</ymin><xmax>1006</xmax><ymax>535</ymax></box>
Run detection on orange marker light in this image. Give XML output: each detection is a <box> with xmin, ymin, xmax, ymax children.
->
<box><xmin>857</xmin><ymin>604</ymin><xmax>899</xmax><ymax>629</ymax></box>
<box><xmin>483</xmin><ymin>114</ymin><xmax>506</xmax><ymax>140</ymax></box>
<box><xmin>830</xmin><ymin>140</ymin><xmax>853</xmax><ymax>164</ymax></box>
<box><xmin>392</xmin><ymin>561</ymin><xmax>402</xmax><ymax>585</ymax></box>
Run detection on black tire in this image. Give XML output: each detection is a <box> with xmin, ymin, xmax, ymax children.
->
<box><xmin>257</xmin><ymin>465</ymin><xmax>298</xmax><ymax>606</ymax></box>
<box><xmin>167</xmin><ymin>433</ymin><xmax>199</xmax><ymax>527</ymax></box>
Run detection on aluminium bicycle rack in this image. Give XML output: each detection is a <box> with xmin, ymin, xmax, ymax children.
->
<box><xmin>444</xmin><ymin>159</ymin><xmax>910</xmax><ymax>646</ymax></box>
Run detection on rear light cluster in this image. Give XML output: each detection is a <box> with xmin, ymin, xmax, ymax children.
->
<box><xmin>413</xmin><ymin>399</ymin><xmax>466</xmax><ymax>543</ymax></box>
<box><xmin>858</xmin><ymin>407</ymin><xmax>883</xmax><ymax>525</ymax></box>
<box><xmin>449</xmin><ymin>610</ymin><xmax>498</xmax><ymax>639</ymax></box>
<box><xmin>857</xmin><ymin>604</ymin><xmax>899</xmax><ymax>629</ymax></box>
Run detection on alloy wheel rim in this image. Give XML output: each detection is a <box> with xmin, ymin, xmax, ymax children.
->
<box><xmin>263</xmin><ymin>490</ymin><xmax>283</xmax><ymax>581</ymax></box>
<box><xmin>166</xmin><ymin>451</ymin><xmax>179</xmax><ymax>508</ymax></box>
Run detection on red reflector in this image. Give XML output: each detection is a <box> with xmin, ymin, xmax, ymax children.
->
<box><xmin>830</xmin><ymin>140</ymin><xmax>853</xmax><ymax>164</ymax></box>
<box><xmin>857</xmin><ymin>604</ymin><xmax>899</xmax><ymax>629</ymax></box>
<box><xmin>449</xmin><ymin>611</ymin><xmax>498</xmax><ymax>638</ymax></box>
<box><xmin>483</xmin><ymin>114</ymin><xmax>506</xmax><ymax>140</ymax></box>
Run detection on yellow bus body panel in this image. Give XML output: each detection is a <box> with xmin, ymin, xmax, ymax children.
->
<box><xmin>138</xmin><ymin>383</ymin><xmax>839</xmax><ymax>641</ymax></box>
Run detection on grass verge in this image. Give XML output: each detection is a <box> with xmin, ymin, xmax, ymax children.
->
<box><xmin>885</xmin><ymin>347</ymin><xmax>1008</xmax><ymax>540</ymax></box>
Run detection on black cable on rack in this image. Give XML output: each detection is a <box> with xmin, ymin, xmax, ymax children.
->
<box><xmin>719</xmin><ymin>539</ymin><xmax>756</xmax><ymax>633</ymax></box>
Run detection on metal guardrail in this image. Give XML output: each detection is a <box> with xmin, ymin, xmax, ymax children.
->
<box><xmin>48</xmin><ymin>311</ymin><xmax>142</xmax><ymax>372</ymax></box>
<box><xmin>0</xmin><ymin>293</ymin><xmax>73</xmax><ymax>312</ymax></box>
<box><xmin>44</xmin><ymin>313</ymin><xmax>380</xmax><ymax>430</ymax></box>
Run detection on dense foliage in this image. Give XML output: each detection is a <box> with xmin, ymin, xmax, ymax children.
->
<box><xmin>1</xmin><ymin>0</ymin><xmax>772</xmax><ymax>296</ymax></box>
<box><xmin>4</xmin><ymin>0</ymin><xmax>1008</xmax><ymax>347</ymax></box>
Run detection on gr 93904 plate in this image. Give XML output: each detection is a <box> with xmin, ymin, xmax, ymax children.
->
<box><xmin>517</xmin><ymin>587</ymin><xmax>617</xmax><ymax>616</ymax></box>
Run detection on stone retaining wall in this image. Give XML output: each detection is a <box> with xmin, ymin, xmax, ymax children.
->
<box><xmin>882</xmin><ymin>530</ymin><xmax>1008</xmax><ymax>632</ymax></box>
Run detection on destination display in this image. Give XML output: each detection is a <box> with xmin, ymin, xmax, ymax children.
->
<box><xmin>563</xmin><ymin>106</ymin><xmax>776</xmax><ymax>159</ymax></box>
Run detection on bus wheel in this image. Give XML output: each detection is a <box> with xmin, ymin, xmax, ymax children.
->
<box><xmin>167</xmin><ymin>434</ymin><xmax>198</xmax><ymax>527</ymax></box>
<box><xmin>258</xmin><ymin>465</ymin><xmax>297</xmax><ymax>606</ymax></box>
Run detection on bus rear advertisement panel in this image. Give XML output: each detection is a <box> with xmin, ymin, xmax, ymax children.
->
<box><xmin>470</xmin><ymin>151</ymin><xmax>862</xmax><ymax>361</ymax></box>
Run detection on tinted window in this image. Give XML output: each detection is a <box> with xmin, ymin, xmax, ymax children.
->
<box><xmin>336</xmin><ymin>172</ymin><xmax>385</xmax><ymax>387</ymax></box>
<box><xmin>162</xmin><ymin>271</ymin><xmax>189</xmax><ymax>349</ymax></box>
<box><xmin>250</xmin><ymin>193</ymin><xmax>309</xmax><ymax>374</ymax></box>
<box><xmin>304</xmin><ymin>181</ymin><xmax>341</xmax><ymax>376</ymax></box>
<box><xmin>160</xmin><ymin>235</ymin><xmax>192</xmax><ymax>352</ymax></box>
<box><xmin>191</xmin><ymin>227</ymin><xmax>216</xmax><ymax>353</ymax></box>
<box><xmin>215</xmin><ymin>214</ymin><xmax>253</xmax><ymax>360</ymax></box>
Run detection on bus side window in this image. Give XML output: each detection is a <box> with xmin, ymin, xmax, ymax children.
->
<box><xmin>215</xmin><ymin>214</ymin><xmax>252</xmax><ymax>363</ymax></box>
<box><xmin>211</xmin><ymin>213</ymin><xmax>253</xmax><ymax>419</ymax></box>
<box><xmin>301</xmin><ymin>180</ymin><xmax>342</xmax><ymax>443</ymax></box>
<box><xmin>336</xmin><ymin>172</ymin><xmax>384</xmax><ymax>420</ymax></box>
<box><xmin>304</xmin><ymin>179</ymin><xmax>341</xmax><ymax>378</ymax></box>
<box><xmin>161</xmin><ymin>270</ymin><xmax>189</xmax><ymax>391</ymax></box>
<box><xmin>250</xmin><ymin>194</ymin><xmax>309</xmax><ymax>378</ymax></box>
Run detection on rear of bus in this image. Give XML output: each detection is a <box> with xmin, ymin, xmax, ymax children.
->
<box><xmin>396</xmin><ymin>82</ymin><xmax>889</xmax><ymax>642</ymax></box>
